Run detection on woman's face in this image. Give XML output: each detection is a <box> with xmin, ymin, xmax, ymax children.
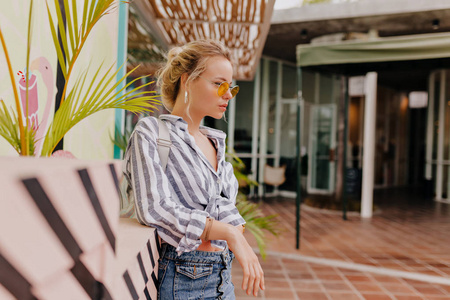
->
<box><xmin>187</xmin><ymin>56</ymin><xmax>234</xmax><ymax>120</ymax></box>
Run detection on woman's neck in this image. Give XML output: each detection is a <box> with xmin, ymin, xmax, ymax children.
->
<box><xmin>171</xmin><ymin>108</ymin><xmax>202</xmax><ymax>136</ymax></box>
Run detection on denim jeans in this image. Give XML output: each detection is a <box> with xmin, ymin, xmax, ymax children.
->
<box><xmin>158</xmin><ymin>244</ymin><xmax>235</xmax><ymax>300</ymax></box>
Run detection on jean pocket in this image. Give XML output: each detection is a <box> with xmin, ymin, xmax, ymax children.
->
<box><xmin>175</xmin><ymin>262</ymin><xmax>213</xmax><ymax>280</ymax></box>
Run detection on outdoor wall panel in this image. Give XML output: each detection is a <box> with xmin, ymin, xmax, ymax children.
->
<box><xmin>0</xmin><ymin>157</ymin><xmax>160</xmax><ymax>299</ymax></box>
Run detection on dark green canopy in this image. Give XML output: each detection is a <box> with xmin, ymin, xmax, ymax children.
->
<box><xmin>297</xmin><ymin>32</ymin><xmax>450</xmax><ymax>67</ymax></box>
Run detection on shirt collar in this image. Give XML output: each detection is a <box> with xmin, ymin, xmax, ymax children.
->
<box><xmin>159</xmin><ymin>114</ymin><xmax>227</xmax><ymax>141</ymax></box>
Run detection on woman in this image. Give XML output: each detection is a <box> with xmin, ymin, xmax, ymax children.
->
<box><xmin>124</xmin><ymin>39</ymin><xmax>264</xmax><ymax>299</ymax></box>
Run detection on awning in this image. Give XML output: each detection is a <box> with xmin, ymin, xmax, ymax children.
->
<box><xmin>130</xmin><ymin>0</ymin><xmax>275</xmax><ymax>80</ymax></box>
<box><xmin>296</xmin><ymin>32</ymin><xmax>450</xmax><ymax>67</ymax></box>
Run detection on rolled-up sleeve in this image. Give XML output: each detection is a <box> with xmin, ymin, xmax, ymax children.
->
<box><xmin>124</xmin><ymin>119</ymin><xmax>209</xmax><ymax>254</ymax></box>
<box><xmin>216</xmin><ymin>160</ymin><xmax>246</xmax><ymax>226</ymax></box>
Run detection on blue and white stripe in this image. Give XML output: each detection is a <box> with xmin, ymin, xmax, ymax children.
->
<box><xmin>123</xmin><ymin>114</ymin><xmax>245</xmax><ymax>254</ymax></box>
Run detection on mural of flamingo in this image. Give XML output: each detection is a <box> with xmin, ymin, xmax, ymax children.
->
<box><xmin>18</xmin><ymin>70</ymin><xmax>39</xmax><ymax>130</ymax></box>
<box><xmin>30</xmin><ymin>56</ymin><xmax>54</xmax><ymax>156</ymax></box>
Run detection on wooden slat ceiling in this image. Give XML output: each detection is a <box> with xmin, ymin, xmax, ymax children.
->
<box><xmin>130</xmin><ymin>0</ymin><xmax>275</xmax><ymax>81</ymax></box>
<box><xmin>127</xmin><ymin>10</ymin><xmax>166</xmax><ymax>76</ymax></box>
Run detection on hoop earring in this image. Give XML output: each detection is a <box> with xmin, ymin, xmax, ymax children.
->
<box><xmin>184</xmin><ymin>91</ymin><xmax>188</xmax><ymax>104</ymax></box>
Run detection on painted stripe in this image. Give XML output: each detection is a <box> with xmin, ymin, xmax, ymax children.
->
<box><xmin>147</xmin><ymin>239</ymin><xmax>159</xmax><ymax>288</ymax></box>
<box><xmin>146</xmin><ymin>241</ymin><xmax>155</xmax><ymax>268</ymax></box>
<box><xmin>22</xmin><ymin>178</ymin><xmax>113</xmax><ymax>299</ymax></box>
<box><xmin>109</xmin><ymin>163</ymin><xmax>121</xmax><ymax>198</ymax></box>
<box><xmin>97</xmin><ymin>281</ymin><xmax>113</xmax><ymax>300</ymax></box>
<box><xmin>114</xmin><ymin>1</ymin><xmax>129</xmax><ymax>159</ymax></box>
<box><xmin>260</xmin><ymin>249</ymin><xmax>450</xmax><ymax>286</ymax></box>
<box><xmin>71</xmin><ymin>260</ymin><xmax>112</xmax><ymax>300</ymax></box>
<box><xmin>22</xmin><ymin>178</ymin><xmax>82</xmax><ymax>259</ymax></box>
<box><xmin>137</xmin><ymin>253</ymin><xmax>149</xmax><ymax>284</ymax></box>
<box><xmin>151</xmin><ymin>272</ymin><xmax>158</xmax><ymax>290</ymax></box>
<box><xmin>144</xmin><ymin>287</ymin><xmax>152</xmax><ymax>300</ymax></box>
<box><xmin>155</xmin><ymin>231</ymin><xmax>161</xmax><ymax>254</ymax></box>
<box><xmin>0</xmin><ymin>252</ymin><xmax>37</xmax><ymax>300</ymax></box>
<box><xmin>78</xmin><ymin>169</ymin><xmax>116</xmax><ymax>251</ymax></box>
<box><xmin>123</xmin><ymin>270</ymin><xmax>139</xmax><ymax>300</ymax></box>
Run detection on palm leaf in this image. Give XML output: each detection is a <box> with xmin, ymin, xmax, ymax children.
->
<box><xmin>0</xmin><ymin>27</ymin><xmax>26</xmax><ymax>154</ymax></box>
<box><xmin>46</xmin><ymin>0</ymin><xmax>116</xmax><ymax>102</ymax></box>
<box><xmin>226</xmin><ymin>149</ymin><xmax>258</xmax><ymax>187</ymax></box>
<box><xmin>54</xmin><ymin>0</ymin><xmax>70</xmax><ymax>61</ymax></box>
<box><xmin>40</xmin><ymin>63</ymin><xmax>160</xmax><ymax>156</ymax></box>
<box><xmin>110</xmin><ymin>125</ymin><xmax>132</xmax><ymax>154</ymax></box>
<box><xmin>72</xmin><ymin>0</ymin><xmax>79</xmax><ymax>45</ymax></box>
<box><xmin>236</xmin><ymin>195</ymin><xmax>281</xmax><ymax>259</ymax></box>
<box><xmin>228</xmin><ymin>149</ymin><xmax>281</xmax><ymax>259</ymax></box>
<box><xmin>24</xmin><ymin>125</ymin><xmax>36</xmax><ymax>156</ymax></box>
<box><xmin>38</xmin><ymin>0</ymin><xmax>159</xmax><ymax>156</ymax></box>
<box><xmin>46</xmin><ymin>2</ymin><xmax>67</xmax><ymax>76</ymax></box>
<box><xmin>0</xmin><ymin>0</ymin><xmax>38</xmax><ymax>155</ymax></box>
<box><xmin>80</xmin><ymin>0</ymin><xmax>89</xmax><ymax>37</ymax></box>
<box><xmin>0</xmin><ymin>101</ymin><xmax>21</xmax><ymax>153</ymax></box>
<box><xmin>63</xmin><ymin>0</ymin><xmax>75</xmax><ymax>55</ymax></box>
<box><xmin>0</xmin><ymin>101</ymin><xmax>35</xmax><ymax>155</ymax></box>
<box><xmin>23</xmin><ymin>0</ymin><xmax>36</xmax><ymax>156</ymax></box>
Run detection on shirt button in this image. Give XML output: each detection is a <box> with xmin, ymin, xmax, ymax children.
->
<box><xmin>217</xmin><ymin>179</ymin><xmax>221</xmax><ymax>184</ymax></box>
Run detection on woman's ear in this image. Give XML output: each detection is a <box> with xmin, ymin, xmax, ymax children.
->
<box><xmin>180</xmin><ymin>73</ymin><xmax>188</xmax><ymax>90</ymax></box>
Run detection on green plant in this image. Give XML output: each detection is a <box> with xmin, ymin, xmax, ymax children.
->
<box><xmin>226</xmin><ymin>148</ymin><xmax>258</xmax><ymax>188</ymax></box>
<box><xmin>111</xmin><ymin>125</ymin><xmax>132</xmax><ymax>155</ymax></box>
<box><xmin>235</xmin><ymin>194</ymin><xmax>280</xmax><ymax>259</ymax></box>
<box><xmin>0</xmin><ymin>0</ymin><xmax>159</xmax><ymax>156</ymax></box>
<box><xmin>226</xmin><ymin>149</ymin><xmax>280</xmax><ymax>259</ymax></box>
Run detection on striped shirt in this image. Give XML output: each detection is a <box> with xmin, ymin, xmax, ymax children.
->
<box><xmin>123</xmin><ymin>114</ymin><xmax>245</xmax><ymax>254</ymax></box>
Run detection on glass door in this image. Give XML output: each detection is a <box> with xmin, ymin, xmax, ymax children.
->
<box><xmin>276</xmin><ymin>99</ymin><xmax>304</xmax><ymax>193</ymax></box>
<box><xmin>307</xmin><ymin>104</ymin><xmax>337</xmax><ymax>194</ymax></box>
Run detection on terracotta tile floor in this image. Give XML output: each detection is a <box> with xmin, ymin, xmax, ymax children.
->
<box><xmin>232</xmin><ymin>187</ymin><xmax>450</xmax><ymax>299</ymax></box>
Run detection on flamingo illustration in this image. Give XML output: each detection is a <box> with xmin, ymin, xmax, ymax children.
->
<box><xmin>18</xmin><ymin>70</ymin><xmax>39</xmax><ymax>130</ymax></box>
<box><xmin>30</xmin><ymin>57</ymin><xmax>55</xmax><ymax>156</ymax></box>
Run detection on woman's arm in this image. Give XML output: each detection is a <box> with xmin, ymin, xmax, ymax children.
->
<box><xmin>200</xmin><ymin>219</ymin><xmax>264</xmax><ymax>297</ymax></box>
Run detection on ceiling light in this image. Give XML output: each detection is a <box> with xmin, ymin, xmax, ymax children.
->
<box><xmin>432</xmin><ymin>19</ymin><xmax>440</xmax><ymax>30</ymax></box>
<box><xmin>300</xmin><ymin>29</ymin><xmax>308</xmax><ymax>39</ymax></box>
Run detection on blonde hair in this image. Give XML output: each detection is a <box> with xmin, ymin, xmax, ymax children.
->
<box><xmin>156</xmin><ymin>39</ymin><xmax>232</xmax><ymax>111</ymax></box>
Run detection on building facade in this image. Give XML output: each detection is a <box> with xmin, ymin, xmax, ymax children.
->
<box><xmin>254</xmin><ymin>0</ymin><xmax>450</xmax><ymax>215</ymax></box>
<box><xmin>123</xmin><ymin>0</ymin><xmax>450</xmax><ymax>217</ymax></box>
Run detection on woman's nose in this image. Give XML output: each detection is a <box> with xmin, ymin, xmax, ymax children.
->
<box><xmin>223</xmin><ymin>89</ymin><xmax>233</xmax><ymax>100</ymax></box>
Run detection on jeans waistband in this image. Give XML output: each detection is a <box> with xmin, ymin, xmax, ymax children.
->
<box><xmin>160</xmin><ymin>244</ymin><xmax>234</xmax><ymax>265</ymax></box>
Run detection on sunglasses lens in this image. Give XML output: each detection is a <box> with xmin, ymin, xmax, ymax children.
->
<box><xmin>231</xmin><ymin>86</ymin><xmax>239</xmax><ymax>98</ymax></box>
<box><xmin>217</xmin><ymin>82</ymin><xmax>229</xmax><ymax>97</ymax></box>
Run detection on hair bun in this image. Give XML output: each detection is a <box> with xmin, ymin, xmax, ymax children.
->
<box><xmin>167</xmin><ymin>46</ymin><xmax>183</xmax><ymax>62</ymax></box>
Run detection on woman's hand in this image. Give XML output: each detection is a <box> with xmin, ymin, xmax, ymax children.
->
<box><xmin>227</xmin><ymin>226</ymin><xmax>265</xmax><ymax>297</ymax></box>
<box><xmin>200</xmin><ymin>219</ymin><xmax>264</xmax><ymax>297</ymax></box>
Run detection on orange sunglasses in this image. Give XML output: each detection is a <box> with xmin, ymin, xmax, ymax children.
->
<box><xmin>199</xmin><ymin>76</ymin><xmax>239</xmax><ymax>98</ymax></box>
